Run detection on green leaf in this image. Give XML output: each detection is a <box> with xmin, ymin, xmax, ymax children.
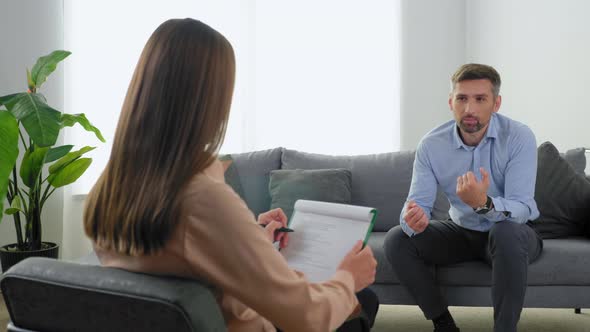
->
<box><xmin>0</xmin><ymin>111</ymin><xmax>19</xmax><ymax>221</ymax></box>
<box><xmin>20</xmin><ymin>146</ymin><xmax>49</xmax><ymax>188</ymax></box>
<box><xmin>11</xmin><ymin>195</ymin><xmax>22</xmax><ymax>208</ymax></box>
<box><xmin>45</xmin><ymin>145</ymin><xmax>74</xmax><ymax>163</ymax></box>
<box><xmin>5</xmin><ymin>196</ymin><xmax>23</xmax><ymax>215</ymax></box>
<box><xmin>48</xmin><ymin>157</ymin><xmax>92</xmax><ymax>188</ymax></box>
<box><xmin>9</xmin><ymin>93</ymin><xmax>61</xmax><ymax>147</ymax></box>
<box><xmin>61</xmin><ymin>113</ymin><xmax>106</xmax><ymax>142</ymax></box>
<box><xmin>49</xmin><ymin>146</ymin><xmax>95</xmax><ymax>174</ymax></box>
<box><xmin>30</xmin><ymin>50</ymin><xmax>71</xmax><ymax>88</ymax></box>
<box><xmin>0</xmin><ymin>93</ymin><xmax>20</xmax><ymax>108</ymax></box>
<box><xmin>5</xmin><ymin>208</ymin><xmax>21</xmax><ymax>215</ymax></box>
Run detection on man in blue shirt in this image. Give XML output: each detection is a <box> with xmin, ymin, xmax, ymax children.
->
<box><xmin>384</xmin><ymin>63</ymin><xmax>543</xmax><ymax>332</ymax></box>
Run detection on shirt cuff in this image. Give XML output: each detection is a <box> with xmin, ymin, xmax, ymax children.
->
<box><xmin>401</xmin><ymin>222</ymin><xmax>416</xmax><ymax>237</ymax></box>
<box><xmin>484</xmin><ymin>197</ymin><xmax>511</xmax><ymax>221</ymax></box>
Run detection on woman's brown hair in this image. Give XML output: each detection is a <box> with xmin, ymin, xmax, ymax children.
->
<box><xmin>84</xmin><ymin>18</ymin><xmax>235</xmax><ymax>255</ymax></box>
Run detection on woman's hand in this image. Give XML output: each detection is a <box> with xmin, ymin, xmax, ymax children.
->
<box><xmin>258</xmin><ymin>208</ymin><xmax>290</xmax><ymax>249</ymax></box>
<box><xmin>337</xmin><ymin>240</ymin><xmax>377</xmax><ymax>292</ymax></box>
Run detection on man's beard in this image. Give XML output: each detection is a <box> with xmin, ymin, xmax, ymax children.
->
<box><xmin>458</xmin><ymin>118</ymin><xmax>484</xmax><ymax>133</ymax></box>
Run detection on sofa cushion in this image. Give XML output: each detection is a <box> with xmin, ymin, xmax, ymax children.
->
<box><xmin>225</xmin><ymin>148</ymin><xmax>283</xmax><ymax>218</ymax></box>
<box><xmin>268</xmin><ymin>168</ymin><xmax>352</xmax><ymax>220</ymax></box>
<box><xmin>527</xmin><ymin>237</ymin><xmax>590</xmax><ymax>286</ymax></box>
<box><xmin>530</xmin><ymin>142</ymin><xmax>590</xmax><ymax>239</ymax></box>
<box><xmin>435</xmin><ymin>237</ymin><xmax>590</xmax><ymax>286</ymax></box>
<box><xmin>281</xmin><ymin>149</ymin><xmax>450</xmax><ymax>232</ymax></box>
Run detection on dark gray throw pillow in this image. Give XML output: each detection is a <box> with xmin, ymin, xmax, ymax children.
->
<box><xmin>530</xmin><ymin>142</ymin><xmax>590</xmax><ymax>239</ymax></box>
<box><xmin>269</xmin><ymin>168</ymin><xmax>352</xmax><ymax>221</ymax></box>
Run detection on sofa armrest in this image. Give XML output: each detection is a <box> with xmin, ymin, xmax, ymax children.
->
<box><xmin>1</xmin><ymin>257</ymin><xmax>225</xmax><ymax>332</ymax></box>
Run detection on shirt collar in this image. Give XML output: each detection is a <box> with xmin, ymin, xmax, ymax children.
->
<box><xmin>453</xmin><ymin>113</ymin><xmax>498</xmax><ymax>149</ymax></box>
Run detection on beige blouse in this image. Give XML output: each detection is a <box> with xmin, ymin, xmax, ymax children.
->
<box><xmin>94</xmin><ymin>162</ymin><xmax>358</xmax><ymax>332</ymax></box>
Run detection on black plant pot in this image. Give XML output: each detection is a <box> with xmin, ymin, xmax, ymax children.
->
<box><xmin>0</xmin><ymin>242</ymin><xmax>59</xmax><ymax>273</ymax></box>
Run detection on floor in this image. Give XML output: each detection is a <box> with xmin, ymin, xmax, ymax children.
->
<box><xmin>1</xmin><ymin>299</ymin><xmax>589</xmax><ymax>332</ymax></box>
<box><xmin>373</xmin><ymin>305</ymin><xmax>590</xmax><ymax>332</ymax></box>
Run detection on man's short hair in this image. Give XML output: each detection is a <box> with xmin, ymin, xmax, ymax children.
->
<box><xmin>451</xmin><ymin>63</ymin><xmax>501</xmax><ymax>97</ymax></box>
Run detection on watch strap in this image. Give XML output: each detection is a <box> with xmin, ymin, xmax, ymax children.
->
<box><xmin>474</xmin><ymin>196</ymin><xmax>492</xmax><ymax>214</ymax></box>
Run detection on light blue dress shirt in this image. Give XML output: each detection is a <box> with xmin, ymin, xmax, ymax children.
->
<box><xmin>401</xmin><ymin>113</ymin><xmax>540</xmax><ymax>237</ymax></box>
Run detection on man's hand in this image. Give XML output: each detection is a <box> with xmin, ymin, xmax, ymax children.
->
<box><xmin>258</xmin><ymin>208</ymin><xmax>290</xmax><ymax>249</ymax></box>
<box><xmin>456</xmin><ymin>167</ymin><xmax>490</xmax><ymax>208</ymax></box>
<box><xmin>403</xmin><ymin>200</ymin><xmax>429</xmax><ymax>234</ymax></box>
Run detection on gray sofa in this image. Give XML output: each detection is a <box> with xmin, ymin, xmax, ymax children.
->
<box><xmin>2</xmin><ymin>146</ymin><xmax>588</xmax><ymax>331</ymax></box>
<box><xmin>225</xmin><ymin>147</ymin><xmax>590</xmax><ymax>310</ymax></box>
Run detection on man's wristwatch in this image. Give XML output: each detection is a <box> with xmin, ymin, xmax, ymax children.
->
<box><xmin>474</xmin><ymin>196</ymin><xmax>493</xmax><ymax>214</ymax></box>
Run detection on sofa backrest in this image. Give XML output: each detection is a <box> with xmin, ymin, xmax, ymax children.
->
<box><xmin>560</xmin><ymin>147</ymin><xmax>589</xmax><ymax>182</ymax></box>
<box><xmin>227</xmin><ymin>147</ymin><xmax>587</xmax><ymax>233</ymax></box>
<box><xmin>225</xmin><ymin>147</ymin><xmax>283</xmax><ymax>218</ymax></box>
<box><xmin>280</xmin><ymin>149</ymin><xmax>449</xmax><ymax>232</ymax></box>
<box><xmin>561</xmin><ymin>147</ymin><xmax>587</xmax><ymax>175</ymax></box>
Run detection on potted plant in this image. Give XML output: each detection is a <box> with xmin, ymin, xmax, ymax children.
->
<box><xmin>0</xmin><ymin>50</ymin><xmax>104</xmax><ymax>272</ymax></box>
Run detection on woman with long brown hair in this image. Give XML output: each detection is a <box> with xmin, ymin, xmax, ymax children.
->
<box><xmin>84</xmin><ymin>18</ymin><xmax>377</xmax><ymax>332</ymax></box>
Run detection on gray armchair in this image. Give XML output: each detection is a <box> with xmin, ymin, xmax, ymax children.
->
<box><xmin>1</xmin><ymin>257</ymin><xmax>225</xmax><ymax>332</ymax></box>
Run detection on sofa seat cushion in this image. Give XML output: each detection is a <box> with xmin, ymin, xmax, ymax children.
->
<box><xmin>435</xmin><ymin>237</ymin><xmax>590</xmax><ymax>286</ymax></box>
<box><xmin>368</xmin><ymin>232</ymin><xmax>435</xmax><ymax>285</ymax></box>
<box><xmin>527</xmin><ymin>237</ymin><xmax>590</xmax><ymax>286</ymax></box>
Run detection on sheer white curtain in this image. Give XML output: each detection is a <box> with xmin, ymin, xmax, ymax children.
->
<box><xmin>64</xmin><ymin>0</ymin><xmax>400</xmax><ymax>194</ymax></box>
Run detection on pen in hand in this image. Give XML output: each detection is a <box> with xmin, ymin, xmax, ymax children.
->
<box><xmin>259</xmin><ymin>223</ymin><xmax>294</xmax><ymax>233</ymax></box>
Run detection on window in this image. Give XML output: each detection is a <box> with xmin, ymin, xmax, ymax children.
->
<box><xmin>64</xmin><ymin>0</ymin><xmax>400</xmax><ymax>194</ymax></box>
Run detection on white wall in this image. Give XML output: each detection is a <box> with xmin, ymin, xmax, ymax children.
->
<box><xmin>401</xmin><ymin>0</ymin><xmax>590</xmax><ymax>152</ymax></box>
<box><xmin>61</xmin><ymin>194</ymin><xmax>91</xmax><ymax>260</ymax></box>
<box><xmin>0</xmin><ymin>0</ymin><xmax>65</xmax><ymax>268</ymax></box>
<box><xmin>399</xmin><ymin>0</ymin><xmax>467</xmax><ymax>149</ymax></box>
<box><xmin>252</xmin><ymin>1</ymin><xmax>400</xmax><ymax>155</ymax></box>
<box><xmin>66</xmin><ymin>1</ymin><xmax>401</xmax><ymax>198</ymax></box>
<box><xmin>466</xmin><ymin>0</ymin><xmax>590</xmax><ymax>151</ymax></box>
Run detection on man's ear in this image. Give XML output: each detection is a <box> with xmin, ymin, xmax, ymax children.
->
<box><xmin>493</xmin><ymin>95</ymin><xmax>502</xmax><ymax>113</ymax></box>
<box><xmin>448</xmin><ymin>93</ymin><xmax>453</xmax><ymax>110</ymax></box>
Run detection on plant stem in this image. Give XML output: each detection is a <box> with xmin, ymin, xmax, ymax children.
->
<box><xmin>18</xmin><ymin>189</ymin><xmax>28</xmax><ymax>212</ymax></box>
<box><xmin>7</xmin><ymin>180</ymin><xmax>14</xmax><ymax>201</ymax></box>
<box><xmin>40</xmin><ymin>185</ymin><xmax>56</xmax><ymax>210</ymax></box>
<box><xmin>11</xmin><ymin>166</ymin><xmax>24</xmax><ymax>248</ymax></box>
<box><xmin>18</xmin><ymin>129</ymin><xmax>26</xmax><ymax>149</ymax></box>
<box><xmin>29</xmin><ymin>175</ymin><xmax>43</xmax><ymax>250</ymax></box>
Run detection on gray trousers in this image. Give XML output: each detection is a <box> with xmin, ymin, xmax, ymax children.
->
<box><xmin>384</xmin><ymin>220</ymin><xmax>543</xmax><ymax>332</ymax></box>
